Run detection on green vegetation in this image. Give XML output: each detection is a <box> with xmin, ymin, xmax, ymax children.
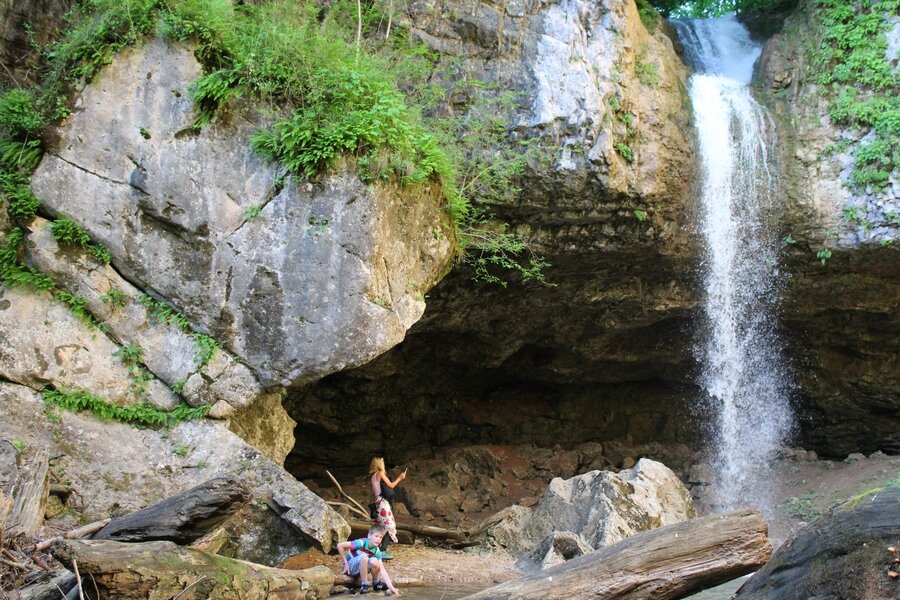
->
<box><xmin>140</xmin><ymin>294</ymin><xmax>221</xmax><ymax>369</ymax></box>
<box><xmin>635</xmin><ymin>54</ymin><xmax>660</xmax><ymax>88</ymax></box>
<box><xmin>11</xmin><ymin>439</ymin><xmax>26</xmax><ymax>452</ymax></box>
<box><xmin>647</xmin><ymin>0</ymin><xmax>794</xmax><ymax>17</ymax></box>
<box><xmin>816</xmin><ymin>248</ymin><xmax>832</xmax><ymax>265</ymax></box>
<box><xmin>0</xmin><ymin>0</ymin><xmax>548</xmax><ymax>287</ymax></box>
<box><xmin>100</xmin><ymin>287</ymin><xmax>128</xmax><ymax>309</ymax></box>
<box><xmin>615</xmin><ymin>142</ymin><xmax>635</xmax><ymax>163</ymax></box>
<box><xmin>1</xmin><ymin>227</ymin><xmax>106</xmax><ymax>330</ymax></box>
<box><xmin>113</xmin><ymin>342</ymin><xmax>153</xmax><ymax>399</ymax></box>
<box><xmin>0</xmin><ymin>90</ymin><xmax>44</xmax><ymax>219</ymax></box>
<box><xmin>812</xmin><ymin>0</ymin><xmax>899</xmax><ymax>191</ymax></box>
<box><xmin>51</xmin><ymin>216</ymin><xmax>112</xmax><ymax>263</ymax></box>
<box><xmin>42</xmin><ymin>387</ymin><xmax>210</xmax><ymax>428</ymax></box>
<box><xmin>782</xmin><ymin>492</ymin><xmax>822</xmax><ymax>520</ymax></box>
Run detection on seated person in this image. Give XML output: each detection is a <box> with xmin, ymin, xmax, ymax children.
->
<box><xmin>337</xmin><ymin>525</ymin><xmax>400</xmax><ymax>595</ymax></box>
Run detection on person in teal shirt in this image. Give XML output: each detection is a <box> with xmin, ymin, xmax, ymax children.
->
<box><xmin>337</xmin><ymin>525</ymin><xmax>400</xmax><ymax>595</ymax></box>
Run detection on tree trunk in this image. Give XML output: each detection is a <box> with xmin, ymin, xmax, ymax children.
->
<box><xmin>461</xmin><ymin>509</ymin><xmax>772</xmax><ymax>600</ymax></box>
<box><xmin>92</xmin><ymin>476</ymin><xmax>251</xmax><ymax>544</ymax></box>
<box><xmin>5</xmin><ymin>447</ymin><xmax>49</xmax><ymax>537</ymax></box>
<box><xmin>50</xmin><ymin>539</ymin><xmax>334</xmax><ymax>600</ymax></box>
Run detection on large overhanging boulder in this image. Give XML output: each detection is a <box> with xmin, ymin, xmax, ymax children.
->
<box><xmin>30</xmin><ymin>36</ymin><xmax>455</xmax><ymax>388</ymax></box>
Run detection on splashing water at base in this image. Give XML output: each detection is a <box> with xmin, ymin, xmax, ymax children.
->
<box><xmin>673</xmin><ymin>15</ymin><xmax>794</xmax><ymax>511</ymax></box>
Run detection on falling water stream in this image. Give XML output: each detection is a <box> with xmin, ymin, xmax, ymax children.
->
<box><xmin>673</xmin><ymin>15</ymin><xmax>794</xmax><ymax>511</ymax></box>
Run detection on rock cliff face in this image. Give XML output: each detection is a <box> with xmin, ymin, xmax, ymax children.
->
<box><xmin>754</xmin><ymin>0</ymin><xmax>899</xmax><ymax>455</ymax></box>
<box><xmin>285</xmin><ymin>0</ymin><xmax>700</xmax><ymax>479</ymax></box>
<box><xmin>31</xmin><ymin>37</ymin><xmax>455</xmax><ymax>389</ymax></box>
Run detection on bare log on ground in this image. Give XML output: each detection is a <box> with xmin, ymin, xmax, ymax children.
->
<box><xmin>345</xmin><ymin>518</ymin><xmax>467</xmax><ymax>541</ymax></box>
<box><xmin>50</xmin><ymin>539</ymin><xmax>334</xmax><ymax>600</ymax></box>
<box><xmin>92</xmin><ymin>476</ymin><xmax>250</xmax><ymax>544</ymax></box>
<box><xmin>461</xmin><ymin>509</ymin><xmax>772</xmax><ymax>600</ymax></box>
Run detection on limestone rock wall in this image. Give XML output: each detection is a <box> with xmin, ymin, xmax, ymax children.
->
<box><xmin>754</xmin><ymin>1</ymin><xmax>899</xmax><ymax>455</ymax></box>
<box><xmin>286</xmin><ymin>0</ymin><xmax>700</xmax><ymax>475</ymax></box>
<box><xmin>30</xmin><ymin>37</ymin><xmax>455</xmax><ymax>389</ymax></box>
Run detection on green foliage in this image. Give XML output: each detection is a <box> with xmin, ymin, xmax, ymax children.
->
<box><xmin>140</xmin><ymin>294</ymin><xmax>191</xmax><ymax>331</ymax></box>
<box><xmin>100</xmin><ymin>287</ymin><xmax>128</xmax><ymax>309</ymax></box>
<box><xmin>2</xmin><ymin>229</ymin><xmax>104</xmax><ymax>329</ymax></box>
<box><xmin>461</xmin><ymin>223</ymin><xmax>551</xmax><ymax>288</ymax></box>
<box><xmin>783</xmin><ymin>234</ymin><xmax>797</xmax><ymax>245</ymax></box>
<box><xmin>50</xmin><ymin>217</ymin><xmax>113</xmax><ymax>263</ymax></box>
<box><xmin>615</xmin><ymin>142</ymin><xmax>634</xmax><ymax>163</ymax></box>
<box><xmin>634</xmin><ymin>209</ymin><xmax>649</xmax><ymax>222</ymax></box>
<box><xmin>42</xmin><ymin>387</ymin><xmax>210</xmax><ymax>428</ymax></box>
<box><xmin>244</xmin><ymin>204</ymin><xmax>261</xmax><ymax>219</ymax></box>
<box><xmin>635</xmin><ymin>0</ymin><xmax>662</xmax><ymax>32</ymax></box>
<box><xmin>813</xmin><ymin>0</ymin><xmax>899</xmax><ymax>191</ymax></box>
<box><xmin>11</xmin><ymin>439</ymin><xmax>26</xmax><ymax>452</ymax></box>
<box><xmin>139</xmin><ymin>126</ymin><xmax>151</xmax><ymax>139</ymax></box>
<box><xmin>782</xmin><ymin>492</ymin><xmax>822</xmax><ymax>520</ymax></box>
<box><xmin>0</xmin><ymin>89</ymin><xmax>45</xmax><ymax>220</ymax></box>
<box><xmin>635</xmin><ymin>55</ymin><xmax>660</xmax><ymax>88</ymax></box>
<box><xmin>816</xmin><ymin>248</ymin><xmax>832</xmax><ymax>265</ymax></box>
<box><xmin>114</xmin><ymin>342</ymin><xmax>144</xmax><ymax>368</ymax></box>
<box><xmin>648</xmin><ymin>0</ymin><xmax>793</xmax><ymax>17</ymax></box>
<box><xmin>172</xmin><ymin>442</ymin><xmax>190</xmax><ymax>457</ymax></box>
<box><xmin>190</xmin><ymin>332</ymin><xmax>220</xmax><ymax>368</ymax></box>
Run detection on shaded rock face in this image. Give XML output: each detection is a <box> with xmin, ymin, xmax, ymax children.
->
<box><xmin>0</xmin><ymin>0</ymin><xmax>75</xmax><ymax>87</ymax></box>
<box><xmin>285</xmin><ymin>0</ymin><xmax>701</xmax><ymax>477</ymax></box>
<box><xmin>30</xmin><ymin>37</ymin><xmax>455</xmax><ymax>388</ymax></box>
<box><xmin>734</xmin><ymin>485</ymin><xmax>900</xmax><ymax>600</ymax></box>
<box><xmin>755</xmin><ymin>2</ymin><xmax>900</xmax><ymax>455</ymax></box>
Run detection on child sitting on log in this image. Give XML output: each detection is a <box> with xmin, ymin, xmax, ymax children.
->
<box><xmin>337</xmin><ymin>525</ymin><xmax>400</xmax><ymax>595</ymax></box>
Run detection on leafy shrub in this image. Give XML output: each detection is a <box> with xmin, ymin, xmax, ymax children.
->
<box><xmin>42</xmin><ymin>387</ymin><xmax>210</xmax><ymax>428</ymax></box>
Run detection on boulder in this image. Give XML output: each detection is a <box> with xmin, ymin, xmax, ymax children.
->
<box><xmin>514</xmin><ymin>531</ymin><xmax>594</xmax><ymax>572</ymax></box>
<box><xmin>30</xmin><ymin>36</ymin><xmax>455</xmax><ymax>389</ymax></box>
<box><xmin>483</xmin><ymin>458</ymin><xmax>695</xmax><ymax>557</ymax></box>
<box><xmin>0</xmin><ymin>382</ymin><xmax>348</xmax><ymax>565</ymax></box>
<box><xmin>734</xmin><ymin>485</ymin><xmax>900</xmax><ymax>599</ymax></box>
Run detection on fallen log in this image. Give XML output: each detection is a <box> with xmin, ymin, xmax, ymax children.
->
<box><xmin>461</xmin><ymin>509</ymin><xmax>771</xmax><ymax>600</ymax></box>
<box><xmin>5</xmin><ymin>447</ymin><xmax>50</xmax><ymax>537</ymax></box>
<box><xmin>50</xmin><ymin>539</ymin><xmax>334</xmax><ymax>600</ymax></box>
<box><xmin>92</xmin><ymin>476</ymin><xmax>250</xmax><ymax>544</ymax></box>
<box><xmin>346</xmin><ymin>518</ymin><xmax>467</xmax><ymax>541</ymax></box>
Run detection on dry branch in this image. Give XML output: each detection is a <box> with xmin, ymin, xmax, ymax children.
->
<box><xmin>325</xmin><ymin>470</ymin><xmax>370</xmax><ymax>517</ymax></box>
<box><xmin>36</xmin><ymin>518</ymin><xmax>112</xmax><ymax>551</ymax></box>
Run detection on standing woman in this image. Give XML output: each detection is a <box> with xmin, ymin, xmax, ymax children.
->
<box><xmin>369</xmin><ymin>457</ymin><xmax>406</xmax><ymax>559</ymax></box>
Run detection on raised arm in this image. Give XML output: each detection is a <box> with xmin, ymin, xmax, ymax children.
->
<box><xmin>378</xmin><ymin>469</ymin><xmax>407</xmax><ymax>490</ymax></box>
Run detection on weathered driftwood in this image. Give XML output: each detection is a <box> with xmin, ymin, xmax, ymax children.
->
<box><xmin>92</xmin><ymin>476</ymin><xmax>250</xmax><ymax>544</ymax></box>
<box><xmin>461</xmin><ymin>509</ymin><xmax>772</xmax><ymax>600</ymax></box>
<box><xmin>50</xmin><ymin>539</ymin><xmax>334</xmax><ymax>600</ymax></box>
<box><xmin>346</xmin><ymin>518</ymin><xmax>467</xmax><ymax>541</ymax></box>
<box><xmin>6</xmin><ymin>447</ymin><xmax>50</xmax><ymax>537</ymax></box>
<box><xmin>35</xmin><ymin>518</ymin><xmax>112</xmax><ymax>551</ymax></box>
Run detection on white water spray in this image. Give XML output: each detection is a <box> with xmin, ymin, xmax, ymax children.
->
<box><xmin>673</xmin><ymin>15</ymin><xmax>793</xmax><ymax>510</ymax></box>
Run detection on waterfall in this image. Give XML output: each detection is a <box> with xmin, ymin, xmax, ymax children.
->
<box><xmin>673</xmin><ymin>15</ymin><xmax>793</xmax><ymax>510</ymax></box>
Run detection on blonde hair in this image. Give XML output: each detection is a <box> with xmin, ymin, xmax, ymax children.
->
<box><xmin>369</xmin><ymin>457</ymin><xmax>385</xmax><ymax>474</ymax></box>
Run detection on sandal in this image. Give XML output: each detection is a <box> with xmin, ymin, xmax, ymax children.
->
<box><xmin>359</xmin><ymin>583</ymin><xmax>369</xmax><ymax>595</ymax></box>
<box><xmin>373</xmin><ymin>581</ymin><xmax>388</xmax><ymax>591</ymax></box>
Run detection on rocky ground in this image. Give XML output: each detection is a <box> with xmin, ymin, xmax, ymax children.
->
<box><xmin>295</xmin><ymin>446</ymin><xmax>899</xmax><ymax>598</ymax></box>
